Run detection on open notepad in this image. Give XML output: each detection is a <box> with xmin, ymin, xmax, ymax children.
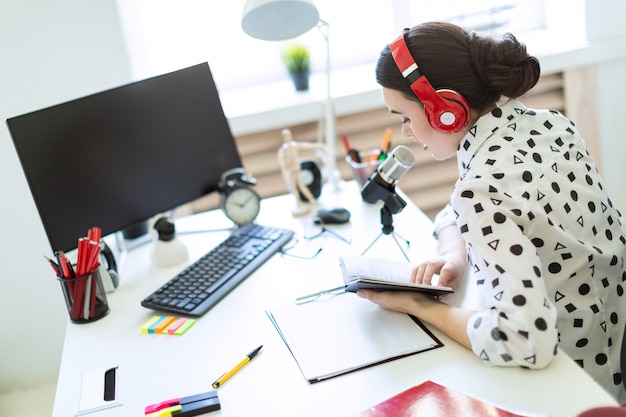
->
<box><xmin>340</xmin><ymin>253</ymin><xmax>453</xmax><ymax>297</ymax></box>
<box><xmin>266</xmin><ymin>293</ymin><xmax>442</xmax><ymax>384</ymax></box>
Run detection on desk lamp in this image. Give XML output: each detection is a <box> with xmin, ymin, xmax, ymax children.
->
<box><xmin>241</xmin><ymin>0</ymin><xmax>339</xmax><ymax>190</ymax></box>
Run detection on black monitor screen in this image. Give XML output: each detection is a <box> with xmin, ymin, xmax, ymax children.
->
<box><xmin>7</xmin><ymin>62</ymin><xmax>242</xmax><ymax>253</ymax></box>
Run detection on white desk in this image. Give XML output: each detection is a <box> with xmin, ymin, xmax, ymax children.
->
<box><xmin>52</xmin><ymin>181</ymin><xmax>618</xmax><ymax>417</ymax></box>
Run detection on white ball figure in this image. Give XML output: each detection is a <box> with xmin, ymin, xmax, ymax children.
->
<box><xmin>150</xmin><ymin>216</ymin><xmax>188</xmax><ymax>268</ymax></box>
<box><xmin>277</xmin><ymin>128</ymin><xmax>329</xmax><ymax>216</ymax></box>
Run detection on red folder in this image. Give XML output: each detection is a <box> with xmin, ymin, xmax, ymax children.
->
<box><xmin>359</xmin><ymin>380</ymin><xmax>527</xmax><ymax>417</ymax></box>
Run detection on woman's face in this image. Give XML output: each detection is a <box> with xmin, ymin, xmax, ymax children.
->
<box><xmin>382</xmin><ymin>87</ymin><xmax>465</xmax><ymax>161</ymax></box>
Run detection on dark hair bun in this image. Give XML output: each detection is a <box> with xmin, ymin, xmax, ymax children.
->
<box><xmin>469</xmin><ymin>32</ymin><xmax>540</xmax><ymax>99</ymax></box>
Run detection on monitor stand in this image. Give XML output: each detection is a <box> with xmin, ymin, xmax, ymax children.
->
<box><xmin>122</xmin><ymin>221</ymin><xmax>149</xmax><ymax>240</ymax></box>
<box><xmin>109</xmin><ymin>221</ymin><xmax>152</xmax><ymax>276</ymax></box>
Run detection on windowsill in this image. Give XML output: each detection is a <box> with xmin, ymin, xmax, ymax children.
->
<box><xmin>221</xmin><ymin>30</ymin><xmax>626</xmax><ymax>138</ymax></box>
<box><xmin>220</xmin><ymin>61</ymin><xmax>383</xmax><ymax>137</ymax></box>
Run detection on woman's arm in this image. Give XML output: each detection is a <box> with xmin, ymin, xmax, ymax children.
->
<box><xmin>356</xmin><ymin>290</ymin><xmax>474</xmax><ymax>349</ymax></box>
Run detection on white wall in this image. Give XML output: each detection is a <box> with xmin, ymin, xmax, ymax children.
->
<box><xmin>0</xmin><ymin>0</ymin><xmax>132</xmax><ymax>393</ymax></box>
<box><xmin>596</xmin><ymin>61</ymin><xmax>626</xmax><ymax>217</ymax></box>
<box><xmin>585</xmin><ymin>1</ymin><xmax>626</xmax><ymax>215</ymax></box>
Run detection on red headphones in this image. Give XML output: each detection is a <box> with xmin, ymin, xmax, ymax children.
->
<box><xmin>390</xmin><ymin>29</ymin><xmax>470</xmax><ymax>133</ymax></box>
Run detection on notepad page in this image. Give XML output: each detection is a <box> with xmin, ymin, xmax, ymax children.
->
<box><xmin>340</xmin><ymin>254</ymin><xmax>444</xmax><ymax>288</ymax></box>
<box><xmin>342</xmin><ymin>254</ymin><xmax>413</xmax><ymax>281</ymax></box>
<box><xmin>267</xmin><ymin>293</ymin><xmax>441</xmax><ymax>383</ymax></box>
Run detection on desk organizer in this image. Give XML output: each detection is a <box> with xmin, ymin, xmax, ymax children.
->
<box><xmin>56</xmin><ymin>265</ymin><xmax>109</xmax><ymax>324</ymax></box>
<box><xmin>345</xmin><ymin>149</ymin><xmax>382</xmax><ymax>189</ymax></box>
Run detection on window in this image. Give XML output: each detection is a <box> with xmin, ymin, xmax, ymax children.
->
<box><xmin>117</xmin><ymin>1</ymin><xmax>547</xmax><ymax>92</ymax></box>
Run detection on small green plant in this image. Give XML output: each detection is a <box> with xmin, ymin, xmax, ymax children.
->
<box><xmin>281</xmin><ymin>43</ymin><xmax>310</xmax><ymax>73</ymax></box>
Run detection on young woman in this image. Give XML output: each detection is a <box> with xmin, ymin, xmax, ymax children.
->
<box><xmin>357</xmin><ymin>21</ymin><xmax>626</xmax><ymax>404</ymax></box>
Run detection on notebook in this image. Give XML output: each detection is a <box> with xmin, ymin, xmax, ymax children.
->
<box><xmin>339</xmin><ymin>253</ymin><xmax>453</xmax><ymax>297</ymax></box>
<box><xmin>266</xmin><ymin>292</ymin><xmax>442</xmax><ymax>384</ymax></box>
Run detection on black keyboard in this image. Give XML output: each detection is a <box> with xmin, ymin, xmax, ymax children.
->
<box><xmin>141</xmin><ymin>223</ymin><xmax>294</xmax><ymax>316</ymax></box>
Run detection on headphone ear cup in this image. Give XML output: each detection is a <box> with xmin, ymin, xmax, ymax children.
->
<box><xmin>426</xmin><ymin>89</ymin><xmax>470</xmax><ymax>133</ymax></box>
<box><xmin>389</xmin><ymin>30</ymin><xmax>470</xmax><ymax>134</ymax></box>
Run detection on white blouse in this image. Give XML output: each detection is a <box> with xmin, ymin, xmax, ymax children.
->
<box><xmin>435</xmin><ymin>98</ymin><xmax>626</xmax><ymax>403</ymax></box>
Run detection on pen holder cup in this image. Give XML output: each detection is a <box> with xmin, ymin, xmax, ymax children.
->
<box><xmin>345</xmin><ymin>150</ymin><xmax>382</xmax><ymax>189</ymax></box>
<box><xmin>55</xmin><ymin>265</ymin><xmax>110</xmax><ymax>324</ymax></box>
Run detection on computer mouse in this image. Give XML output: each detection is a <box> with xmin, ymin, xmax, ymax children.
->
<box><xmin>314</xmin><ymin>208</ymin><xmax>351</xmax><ymax>225</ymax></box>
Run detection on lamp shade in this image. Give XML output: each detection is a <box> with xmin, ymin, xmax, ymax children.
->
<box><xmin>241</xmin><ymin>0</ymin><xmax>320</xmax><ymax>41</ymax></box>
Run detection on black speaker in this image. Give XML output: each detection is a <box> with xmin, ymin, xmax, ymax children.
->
<box><xmin>298</xmin><ymin>160</ymin><xmax>322</xmax><ymax>202</ymax></box>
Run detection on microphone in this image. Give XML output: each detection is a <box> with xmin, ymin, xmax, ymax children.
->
<box><xmin>377</xmin><ymin>145</ymin><xmax>416</xmax><ymax>184</ymax></box>
<box><xmin>361</xmin><ymin>145</ymin><xmax>416</xmax><ymax>208</ymax></box>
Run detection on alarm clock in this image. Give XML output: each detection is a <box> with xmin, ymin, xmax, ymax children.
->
<box><xmin>218</xmin><ymin>168</ymin><xmax>261</xmax><ymax>226</ymax></box>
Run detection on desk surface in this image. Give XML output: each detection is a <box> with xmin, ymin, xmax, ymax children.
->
<box><xmin>52</xmin><ymin>181</ymin><xmax>618</xmax><ymax>417</ymax></box>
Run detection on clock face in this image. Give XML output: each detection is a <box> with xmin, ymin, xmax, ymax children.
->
<box><xmin>222</xmin><ymin>186</ymin><xmax>261</xmax><ymax>225</ymax></box>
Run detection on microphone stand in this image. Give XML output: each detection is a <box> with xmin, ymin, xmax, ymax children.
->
<box><xmin>361</xmin><ymin>196</ymin><xmax>411</xmax><ymax>262</ymax></box>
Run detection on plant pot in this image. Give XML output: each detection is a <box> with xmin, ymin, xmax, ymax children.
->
<box><xmin>289</xmin><ymin>70</ymin><xmax>310</xmax><ymax>92</ymax></box>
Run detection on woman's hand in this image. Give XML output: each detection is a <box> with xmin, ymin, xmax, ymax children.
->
<box><xmin>412</xmin><ymin>255</ymin><xmax>466</xmax><ymax>290</ymax></box>
<box><xmin>414</xmin><ymin>221</ymin><xmax>467</xmax><ymax>290</ymax></box>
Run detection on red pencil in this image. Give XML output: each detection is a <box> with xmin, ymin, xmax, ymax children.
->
<box><xmin>44</xmin><ymin>255</ymin><xmax>61</xmax><ymax>277</ymax></box>
<box><xmin>342</xmin><ymin>135</ymin><xmax>361</xmax><ymax>163</ymax></box>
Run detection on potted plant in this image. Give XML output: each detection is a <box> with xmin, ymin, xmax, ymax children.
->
<box><xmin>281</xmin><ymin>43</ymin><xmax>311</xmax><ymax>92</ymax></box>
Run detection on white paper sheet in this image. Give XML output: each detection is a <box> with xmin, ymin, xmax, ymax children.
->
<box><xmin>267</xmin><ymin>293</ymin><xmax>442</xmax><ymax>383</ymax></box>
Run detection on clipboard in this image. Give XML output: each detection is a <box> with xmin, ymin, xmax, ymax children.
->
<box><xmin>266</xmin><ymin>293</ymin><xmax>442</xmax><ymax>383</ymax></box>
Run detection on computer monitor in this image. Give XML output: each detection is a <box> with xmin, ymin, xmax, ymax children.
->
<box><xmin>7</xmin><ymin>62</ymin><xmax>242</xmax><ymax>253</ymax></box>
